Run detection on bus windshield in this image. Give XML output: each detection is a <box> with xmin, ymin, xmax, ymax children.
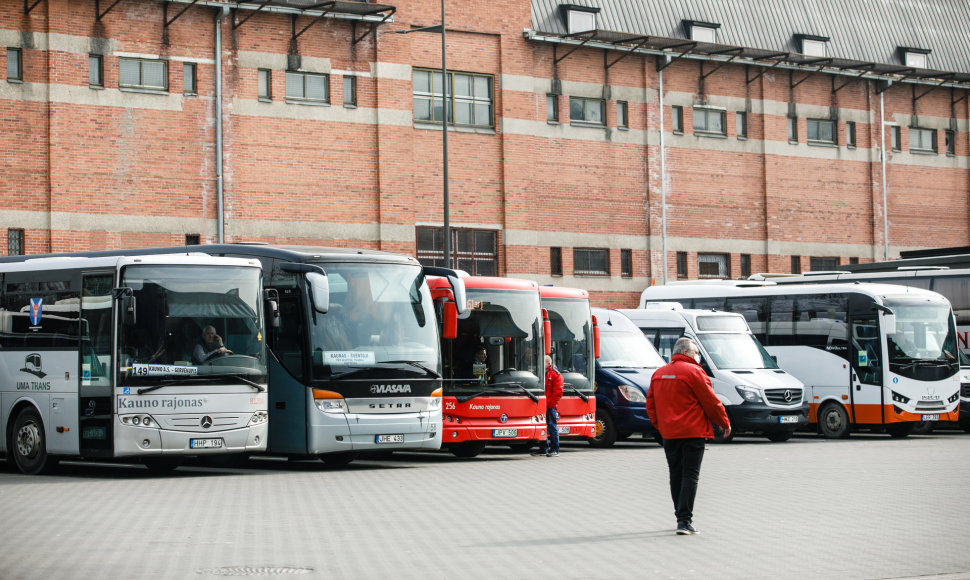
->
<box><xmin>697</xmin><ymin>332</ymin><xmax>779</xmax><ymax>370</ymax></box>
<box><xmin>119</xmin><ymin>265</ymin><xmax>267</xmax><ymax>383</ymax></box>
<box><xmin>544</xmin><ymin>298</ymin><xmax>594</xmax><ymax>393</ymax></box>
<box><xmin>599</xmin><ymin>331</ymin><xmax>666</xmax><ymax>368</ymax></box>
<box><xmin>885</xmin><ymin>298</ymin><xmax>959</xmax><ymax>377</ymax></box>
<box><xmin>446</xmin><ymin>289</ymin><xmax>542</xmax><ymax>395</ymax></box>
<box><xmin>310</xmin><ymin>263</ymin><xmax>439</xmax><ymax>378</ymax></box>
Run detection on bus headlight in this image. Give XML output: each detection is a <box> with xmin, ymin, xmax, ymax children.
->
<box><xmin>429</xmin><ymin>387</ymin><xmax>442</xmax><ymax>410</ymax></box>
<box><xmin>248</xmin><ymin>411</ymin><xmax>268</xmax><ymax>426</ymax></box>
<box><xmin>736</xmin><ymin>385</ymin><xmax>763</xmax><ymax>403</ymax></box>
<box><xmin>891</xmin><ymin>391</ymin><xmax>910</xmax><ymax>404</ymax></box>
<box><xmin>948</xmin><ymin>392</ymin><xmax>960</xmax><ymax>404</ymax></box>
<box><xmin>121</xmin><ymin>414</ymin><xmax>155</xmax><ymax>427</ymax></box>
<box><xmin>618</xmin><ymin>384</ymin><xmax>646</xmax><ymax>403</ymax></box>
<box><xmin>313</xmin><ymin>389</ymin><xmax>348</xmax><ymax>413</ymax></box>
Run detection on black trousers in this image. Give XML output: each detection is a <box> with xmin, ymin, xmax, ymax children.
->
<box><xmin>662</xmin><ymin>438</ymin><xmax>706</xmax><ymax>524</ymax></box>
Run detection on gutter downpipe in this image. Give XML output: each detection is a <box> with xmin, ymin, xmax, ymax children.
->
<box><xmin>658</xmin><ymin>59</ymin><xmax>669</xmax><ymax>284</ymax></box>
<box><xmin>880</xmin><ymin>82</ymin><xmax>890</xmax><ymax>261</ymax></box>
<box><xmin>215</xmin><ymin>7</ymin><xmax>228</xmax><ymax>243</ymax></box>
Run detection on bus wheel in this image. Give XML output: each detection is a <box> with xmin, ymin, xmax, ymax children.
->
<box><xmin>12</xmin><ymin>407</ymin><xmax>54</xmax><ymax>475</ymax></box>
<box><xmin>319</xmin><ymin>452</ymin><xmax>358</xmax><ymax>465</ymax></box>
<box><xmin>712</xmin><ymin>424</ymin><xmax>734</xmax><ymax>444</ymax></box>
<box><xmin>144</xmin><ymin>457</ymin><xmax>182</xmax><ymax>472</ymax></box>
<box><xmin>451</xmin><ymin>442</ymin><xmax>487</xmax><ymax>458</ymax></box>
<box><xmin>910</xmin><ymin>421</ymin><xmax>933</xmax><ymax>435</ymax></box>
<box><xmin>588</xmin><ymin>409</ymin><xmax>616</xmax><ymax>448</ymax></box>
<box><xmin>961</xmin><ymin>417</ymin><xmax>970</xmax><ymax>434</ymax></box>
<box><xmin>765</xmin><ymin>431</ymin><xmax>793</xmax><ymax>442</ymax></box>
<box><xmin>818</xmin><ymin>403</ymin><xmax>850</xmax><ymax>439</ymax></box>
<box><xmin>886</xmin><ymin>423</ymin><xmax>914</xmax><ymax>438</ymax></box>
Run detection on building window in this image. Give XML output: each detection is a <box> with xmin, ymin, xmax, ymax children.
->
<box><xmin>902</xmin><ymin>48</ymin><xmax>929</xmax><ymax>69</ymax></box>
<box><xmin>569</xmin><ymin>96</ymin><xmax>605</xmax><ymax>126</ymax></box>
<box><xmin>736</xmin><ymin>111</ymin><xmax>747</xmax><ymax>139</ymax></box>
<box><xmin>891</xmin><ymin>126</ymin><xmax>901</xmax><ymax>151</ymax></box>
<box><xmin>676</xmin><ymin>252</ymin><xmax>688</xmax><ymax>279</ymax></box>
<box><xmin>698</xmin><ymin>253</ymin><xmax>729</xmax><ymax>279</ymax></box>
<box><xmin>846</xmin><ymin>121</ymin><xmax>856</xmax><ymax>147</ymax></box>
<box><xmin>910</xmin><ymin>127</ymin><xmax>937</xmax><ymax>153</ymax></box>
<box><xmin>413</xmin><ymin>69</ymin><xmax>493</xmax><ymax>128</ymax></box>
<box><xmin>551</xmin><ymin>247</ymin><xmax>563</xmax><ymax>276</ymax></box>
<box><xmin>562</xmin><ymin>5</ymin><xmax>598</xmax><ymax>34</ymax></box>
<box><xmin>286</xmin><ymin>71</ymin><xmax>329</xmax><ymax>103</ymax></box>
<box><xmin>740</xmin><ymin>254</ymin><xmax>751</xmax><ymax>278</ymax></box>
<box><xmin>693</xmin><ymin>108</ymin><xmax>725</xmax><ymax>135</ymax></box>
<box><xmin>416</xmin><ymin>227</ymin><xmax>498</xmax><ymax>276</ymax></box>
<box><xmin>617</xmin><ymin>100</ymin><xmax>628</xmax><ymax>129</ymax></box>
<box><xmin>849</xmin><ymin>257</ymin><xmax>859</xmax><ymax>265</ymax></box>
<box><xmin>810</xmin><ymin>257</ymin><xmax>839</xmax><ymax>271</ymax></box>
<box><xmin>89</xmin><ymin>54</ymin><xmax>103</xmax><ymax>87</ymax></box>
<box><xmin>797</xmin><ymin>35</ymin><xmax>829</xmax><ymax>57</ymax></box>
<box><xmin>257</xmin><ymin>68</ymin><xmax>272</xmax><ymax>101</ymax></box>
<box><xmin>788</xmin><ymin>116</ymin><xmax>798</xmax><ymax>142</ymax></box>
<box><xmin>7</xmin><ymin>229</ymin><xmax>24</xmax><ymax>255</ymax></box>
<box><xmin>185</xmin><ymin>234</ymin><xmax>200</xmax><ymax>246</ymax></box>
<box><xmin>183</xmin><ymin>62</ymin><xmax>197</xmax><ymax>95</ymax></box>
<box><xmin>791</xmin><ymin>256</ymin><xmax>801</xmax><ymax>274</ymax></box>
<box><xmin>620</xmin><ymin>249</ymin><xmax>632</xmax><ymax>278</ymax></box>
<box><xmin>686</xmin><ymin>21</ymin><xmax>719</xmax><ymax>43</ymax></box>
<box><xmin>119</xmin><ymin>57</ymin><xmax>167</xmax><ymax>91</ymax></box>
<box><xmin>546</xmin><ymin>93</ymin><xmax>558</xmax><ymax>122</ymax></box>
<box><xmin>672</xmin><ymin>105</ymin><xmax>684</xmax><ymax>133</ymax></box>
<box><xmin>807</xmin><ymin>119</ymin><xmax>836</xmax><ymax>144</ymax></box>
<box><xmin>945</xmin><ymin>130</ymin><xmax>955</xmax><ymax>155</ymax></box>
<box><xmin>573</xmin><ymin>248</ymin><xmax>609</xmax><ymax>276</ymax></box>
<box><xmin>343</xmin><ymin>75</ymin><xmax>356</xmax><ymax>107</ymax></box>
<box><xmin>7</xmin><ymin>47</ymin><xmax>23</xmax><ymax>82</ymax></box>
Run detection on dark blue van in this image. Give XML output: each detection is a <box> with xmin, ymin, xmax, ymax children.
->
<box><xmin>589</xmin><ymin>308</ymin><xmax>667</xmax><ymax>447</ymax></box>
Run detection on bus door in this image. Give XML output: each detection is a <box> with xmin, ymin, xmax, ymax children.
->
<box><xmin>79</xmin><ymin>273</ymin><xmax>114</xmax><ymax>457</ymax></box>
<box><xmin>848</xmin><ymin>314</ymin><xmax>883</xmax><ymax>425</ymax></box>
<box><xmin>266</xmin><ymin>285</ymin><xmax>308</xmax><ymax>454</ymax></box>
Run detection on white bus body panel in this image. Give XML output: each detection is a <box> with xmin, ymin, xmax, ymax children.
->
<box><xmin>0</xmin><ymin>351</ymin><xmax>81</xmax><ymax>456</ymax></box>
<box><xmin>767</xmin><ymin>345</ymin><xmax>849</xmax><ymax>408</ymax></box>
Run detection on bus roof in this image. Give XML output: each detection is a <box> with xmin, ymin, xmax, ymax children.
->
<box><xmin>538</xmin><ymin>285</ymin><xmax>589</xmax><ymax>299</ymax></box>
<box><xmin>460</xmin><ymin>276</ymin><xmax>539</xmax><ymax>292</ymax></box>
<box><xmin>640</xmin><ymin>281</ymin><xmax>949</xmax><ymax>305</ymax></box>
<box><xmin>0</xmin><ymin>253</ymin><xmax>259</xmax><ymax>273</ymax></box>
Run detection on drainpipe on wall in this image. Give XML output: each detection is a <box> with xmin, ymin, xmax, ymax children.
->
<box><xmin>215</xmin><ymin>7</ymin><xmax>228</xmax><ymax>243</ymax></box>
<box><xmin>880</xmin><ymin>82</ymin><xmax>891</xmax><ymax>261</ymax></box>
<box><xmin>658</xmin><ymin>60</ymin><xmax>669</xmax><ymax>284</ymax></box>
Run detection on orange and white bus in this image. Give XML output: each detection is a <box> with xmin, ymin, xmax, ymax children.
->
<box><xmin>640</xmin><ymin>282</ymin><xmax>960</xmax><ymax>438</ymax></box>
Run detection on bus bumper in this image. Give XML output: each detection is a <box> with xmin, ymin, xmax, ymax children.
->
<box><xmin>114</xmin><ymin>420</ymin><xmax>268</xmax><ymax>457</ymax></box>
<box><xmin>443</xmin><ymin>422</ymin><xmax>541</xmax><ymax>443</ymax></box>
<box><xmin>308</xmin><ymin>410</ymin><xmax>442</xmax><ymax>453</ymax></box>
<box><xmin>727</xmin><ymin>403</ymin><xmax>809</xmax><ymax>433</ymax></box>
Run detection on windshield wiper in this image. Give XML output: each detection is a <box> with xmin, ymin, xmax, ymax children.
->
<box><xmin>563</xmin><ymin>383</ymin><xmax>589</xmax><ymax>403</ymax></box>
<box><xmin>327</xmin><ymin>366</ymin><xmax>373</xmax><ymax>381</ymax></box>
<box><xmin>495</xmin><ymin>381</ymin><xmax>539</xmax><ymax>403</ymax></box>
<box><xmin>382</xmin><ymin>360</ymin><xmax>442</xmax><ymax>379</ymax></box>
<box><xmin>136</xmin><ymin>375</ymin><xmax>266</xmax><ymax>394</ymax></box>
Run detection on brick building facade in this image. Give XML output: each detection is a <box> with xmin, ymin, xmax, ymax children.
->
<box><xmin>2</xmin><ymin>0</ymin><xmax>969</xmax><ymax>307</ymax></box>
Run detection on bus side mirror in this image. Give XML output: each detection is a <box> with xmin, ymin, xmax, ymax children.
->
<box><xmin>306</xmin><ymin>272</ymin><xmax>329</xmax><ymax>314</ymax></box>
<box><xmin>448</xmin><ymin>275</ymin><xmax>466</xmax><ymax>315</ymax></box>
<box><xmin>442</xmin><ymin>301</ymin><xmax>458</xmax><ymax>340</ymax></box>
<box><xmin>592</xmin><ymin>314</ymin><xmax>601</xmax><ymax>359</ymax></box>
<box><xmin>113</xmin><ymin>287</ymin><xmax>136</xmax><ymax>326</ymax></box>
<box><xmin>264</xmin><ymin>289</ymin><xmax>280</xmax><ymax>329</ymax></box>
<box><xmin>542</xmin><ymin>308</ymin><xmax>552</xmax><ymax>356</ymax></box>
<box><xmin>881</xmin><ymin>312</ymin><xmax>896</xmax><ymax>336</ymax></box>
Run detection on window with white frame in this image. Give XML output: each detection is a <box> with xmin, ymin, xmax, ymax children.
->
<box><xmin>119</xmin><ymin>57</ymin><xmax>167</xmax><ymax>91</ymax></box>
<box><xmin>807</xmin><ymin>119</ymin><xmax>836</xmax><ymax>144</ymax></box>
<box><xmin>6</xmin><ymin>47</ymin><xmax>22</xmax><ymax>82</ymax></box>
<box><xmin>798</xmin><ymin>35</ymin><xmax>828</xmax><ymax>57</ymax></box>
<box><xmin>693</xmin><ymin>107</ymin><xmax>725</xmax><ymax>135</ymax></box>
<box><xmin>257</xmin><ymin>69</ymin><xmax>271</xmax><ymax>100</ymax></box>
<box><xmin>562</xmin><ymin>5</ymin><xmax>598</xmax><ymax>34</ymax></box>
<box><xmin>343</xmin><ymin>75</ymin><xmax>356</xmax><ymax>107</ymax></box>
<box><xmin>569</xmin><ymin>96</ymin><xmax>605</xmax><ymax>125</ymax></box>
<box><xmin>698</xmin><ymin>253</ymin><xmax>729</xmax><ymax>279</ymax></box>
<box><xmin>183</xmin><ymin>62</ymin><xmax>197</xmax><ymax>95</ymax></box>
<box><xmin>910</xmin><ymin>127</ymin><xmax>937</xmax><ymax>153</ymax></box>
<box><xmin>686</xmin><ymin>20</ymin><xmax>719</xmax><ymax>43</ymax></box>
<box><xmin>285</xmin><ymin>70</ymin><xmax>329</xmax><ymax>103</ymax></box>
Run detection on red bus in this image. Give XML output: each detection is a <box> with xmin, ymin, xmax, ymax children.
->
<box><xmin>539</xmin><ymin>286</ymin><xmax>599</xmax><ymax>441</ymax></box>
<box><xmin>429</xmin><ymin>276</ymin><xmax>548</xmax><ymax>457</ymax></box>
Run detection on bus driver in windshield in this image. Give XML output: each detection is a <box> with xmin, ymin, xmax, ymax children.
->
<box><xmin>194</xmin><ymin>325</ymin><xmax>233</xmax><ymax>363</ymax></box>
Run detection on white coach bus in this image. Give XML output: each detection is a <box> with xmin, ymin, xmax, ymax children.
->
<box><xmin>0</xmin><ymin>253</ymin><xmax>269</xmax><ymax>474</ymax></box>
<box><xmin>639</xmin><ymin>282</ymin><xmax>961</xmax><ymax>438</ymax></box>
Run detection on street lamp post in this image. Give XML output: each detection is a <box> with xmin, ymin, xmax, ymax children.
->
<box><xmin>396</xmin><ymin>1</ymin><xmax>451</xmax><ymax>269</ymax></box>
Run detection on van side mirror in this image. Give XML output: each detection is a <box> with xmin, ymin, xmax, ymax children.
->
<box><xmin>442</xmin><ymin>301</ymin><xmax>458</xmax><ymax>340</ymax></box>
<box><xmin>113</xmin><ymin>287</ymin><xmax>136</xmax><ymax>326</ymax></box>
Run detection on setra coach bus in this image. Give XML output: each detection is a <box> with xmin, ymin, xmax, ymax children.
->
<box><xmin>0</xmin><ymin>253</ymin><xmax>270</xmax><ymax>474</ymax></box>
<box><xmin>640</xmin><ymin>282</ymin><xmax>961</xmax><ymax>438</ymax></box>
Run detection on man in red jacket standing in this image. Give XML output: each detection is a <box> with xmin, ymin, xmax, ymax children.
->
<box><xmin>534</xmin><ymin>354</ymin><xmax>564</xmax><ymax>457</ymax></box>
<box><xmin>646</xmin><ymin>337</ymin><xmax>731</xmax><ymax>535</ymax></box>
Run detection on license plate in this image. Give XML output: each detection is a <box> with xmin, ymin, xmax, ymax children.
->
<box><xmin>558</xmin><ymin>426</ymin><xmax>571</xmax><ymax>434</ymax></box>
<box><xmin>376</xmin><ymin>434</ymin><xmax>404</xmax><ymax>443</ymax></box>
<box><xmin>492</xmin><ymin>429</ymin><xmax>517</xmax><ymax>438</ymax></box>
<box><xmin>779</xmin><ymin>416</ymin><xmax>800</xmax><ymax>424</ymax></box>
<box><xmin>190</xmin><ymin>438</ymin><xmax>223</xmax><ymax>449</ymax></box>
<box><xmin>921</xmin><ymin>415</ymin><xmax>940</xmax><ymax>422</ymax></box>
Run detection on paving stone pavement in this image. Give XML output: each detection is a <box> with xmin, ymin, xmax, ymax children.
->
<box><xmin>1</xmin><ymin>431</ymin><xmax>968</xmax><ymax>580</ymax></box>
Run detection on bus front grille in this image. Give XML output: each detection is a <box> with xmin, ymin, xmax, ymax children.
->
<box><xmin>914</xmin><ymin>400</ymin><xmax>946</xmax><ymax>411</ymax></box>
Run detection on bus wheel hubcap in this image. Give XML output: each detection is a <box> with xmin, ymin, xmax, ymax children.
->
<box><xmin>17</xmin><ymin>423</ymin><xmax>39</xmax><ymax>458</ymax></box>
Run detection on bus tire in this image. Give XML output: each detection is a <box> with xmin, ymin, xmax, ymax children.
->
<box><xmin>12</xmin><ymin>407</ymin><xmax>55</xmax><ymax>475</ymax></box>
<box><xmin>818</xmin><ymin>403</ymin><xmax>850</xmax><ymax>439</ymax></box>
<box><xmin>588</xmin><ymin>409</ymin><xmax>616</xmax><ymax>448</ymax></box>
<box><xmin>886</xmin><ymin>423</ymin><xmax>914</xmax><ymax>438</ymax></box>
<box><xmin>144</xmin><ymin>457</ymin><xmax>182</xmax><ymax>472</ymax></box>
<box><xmin>765</xmin><ymin>431</ymin><xmax>793</xmax><ymax>442</ymax></box>
<box><xmin>910</xmin><ymin>421</ymin><xmax>933</xmax><ymax>435</ymax></box>
<box><xmin>451</xmin><ymin>442</ymin><xmax>487</xmax><ymax>458</ymax></box>
<box><xmin>319</xmin><ymin>451</ymin><xmax>358</xmax><ymax>465</ymax></box>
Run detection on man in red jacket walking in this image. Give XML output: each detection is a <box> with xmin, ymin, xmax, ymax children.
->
<box><xmin>646</xmin><ymin>337</ymin><xmax>731</xmax><ymax>535</ymax></box>
<box><xmin>534</xmin><ymin>355</ymin><xmax>564</xmax><ymax>457</ymax></box>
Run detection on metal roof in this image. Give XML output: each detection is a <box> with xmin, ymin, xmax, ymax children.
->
<box><xmin>530</xmin><ymin>0</ymin><xmax>970</xmax><ymax>86</ymax></box>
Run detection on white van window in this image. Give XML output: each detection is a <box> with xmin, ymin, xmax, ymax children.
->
<box><xmin>696</xmin><ymin>315</ymin><xmax>747</xmax><ymax>332</ymax></box>
<box><xmin>698</xmin><ymin>333</ymin><xmax>779</xmax><ymax>370</ymax></box>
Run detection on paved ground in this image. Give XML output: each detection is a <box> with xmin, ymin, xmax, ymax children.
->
<box><xmin>1</xmin><ymin>430</ymin><xmax>968</xmax><ymax>580</ymax></box>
